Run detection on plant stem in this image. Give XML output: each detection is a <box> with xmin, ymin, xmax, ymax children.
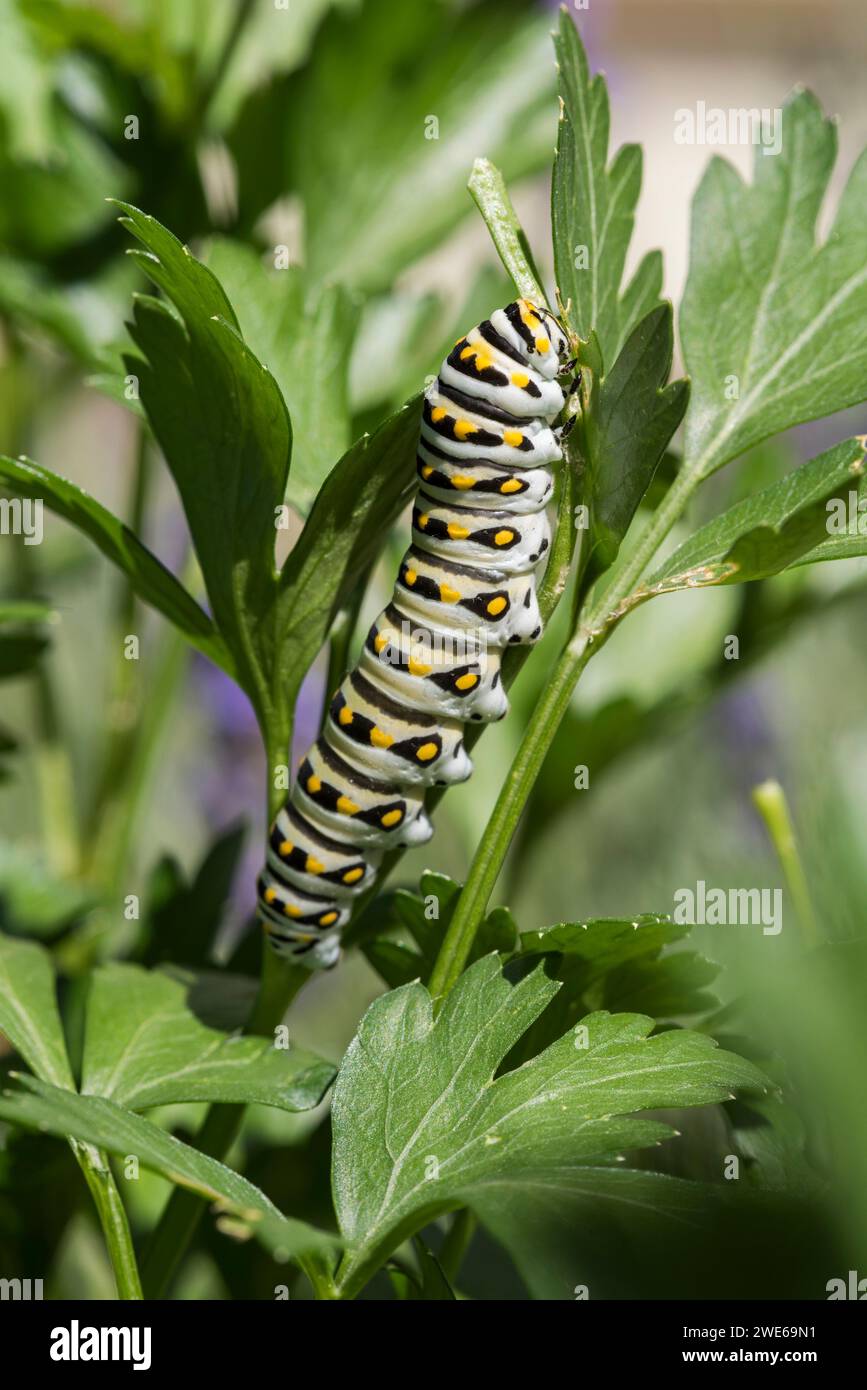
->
<box><xmin>584</xmin><ymin>466</ymin><xmax>700</xmax><ymax>630</ymax></box>
<box><xmin>439</xmin><ymin>1208</ymin><xmax>476</xmax><ymax>1285</ymax></box>
<box><xmin>427</xmin><ymin>627</ymin><xmax>597</xmax><ymax>1003</ymax></box>
<box><xmin>74</xmin><ymin>1143</ymin><xmax>142</xmax><ymax>1299</ymax></box>
<box><xmin>752</xmin><ymin>779</ymin><xmax>819</xmax><ymax>946</ymax></box>
<box><xmin>193</xmin><ymin>0</ymin><xmax>256</xmax><ymax>125</ymax></box>
<box><xmin>140</xmin><ymin>950</ymin><xmax>309</xmax><ymax>1298</ymax></box>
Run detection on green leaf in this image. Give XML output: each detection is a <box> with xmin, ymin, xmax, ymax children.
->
<box><xmin>0</xmin><ymin>454</ymin><xmax>230</xmax><ymax>671</ymax></box>
<box><xmin>578</xmin><ymin>306</ymin><xmax>689</xmax><ymax>571</ymax></box>
<box><xmin>520</xmin><ymin>915</ymin><xmax>687</xmax><ymax>973</ymax></box>
<box><xmin>632</xmin><ymin>437</ymin><xmax>866</xmax><ymax>606</ymax></box>
<box><xmin>0</xmin><ymin>935</ymin><xmax>74</xmax><ymax>1088</ymax></box>
<box><xmin>0</xmin><ymin>95</ymin><xmax>131</xmax><ymax>258</ymax></box>
<box><xmin>552</xmin><ymin>13</ymin><xmax>661</xmax><ymax>365</ymax></box>
<box><xmin>239</xmin><ymin>1211</ymin><xmax>342</xmax><ymax>1268</ymax></box>
<box><xmin>410</xmin><ymin>1236</ymin><xmax>456</xmax><ymax>1300</ymax></box>
<box><xmin>284</xmin><ymin>0</ymin><xmax>557</xmax><ymax>290</ymax></box>
<box><xmin>0</xmin><ymin>843</ymin><xmax>95</xmax><ymax>940</ymax></box>
<box><xmin>331</xmin><ymin>954</ymin><xmax>766</xmax><ymax>1295</ymax></box>
<box><xmin>0</xmin><ymin>595</ymin><xmax>53</xmax><ymax>678</ymax></box>
<box><xmin>471</xmin><ymin>1164</ymin><xmax>824</xmax><ymax>1300</ymax></box>
<box><xmin>467</xmin><ymin>159</ymin><xmax>545</xmax><ymax>303</ymax></box>
<box><xmin>204</xmin><ymin>240</ymin><xmax>360</xmax><ymax>514</ymax></box>
<box><xmin>0</xmin><ymin>1074</ymin><xmax>277</xmax><ymax>1216</ymax></box>
<box><xmin>681</xmin><ymin>90</ymin><xmax>867</xmax><ymax>480</ymax></box>
<box><xmin>140</xmin><ymin>821</ymin><xmax>247</xmax><ymax>968</ymax></box>
<box><xmin>117</xmin><ymin>203</ymin><xmax>290</xmax><ymax>718</ymax></box>
<box><xmin>792</xmin><ymin>470</ymin><xmax>867</xmax><ymax>565</ymax></box>
<box><xmin>512</xmin><ymin>916</ymin><xmax>702</xmax><ymax>1065</ymax></box>
<box><xmin>80</xmin><ymin>963</ymin><xmax>335</xmax><ymax>1112</ymax></box>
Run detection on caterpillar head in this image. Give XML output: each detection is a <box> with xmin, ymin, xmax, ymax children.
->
<box><xmin>506</xmin><ymin>299</ymin><xmax>570</xmax><ymax>380</ymax></box>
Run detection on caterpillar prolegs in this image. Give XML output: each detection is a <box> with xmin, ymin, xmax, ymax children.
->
<box><xmin>257</xmin><ymin>299</ymin><xmax>573</xmax><ymax>968</ymax></box>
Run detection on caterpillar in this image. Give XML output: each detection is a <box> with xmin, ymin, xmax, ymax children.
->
<box><xmin>257</xmin><ymin>299</ymin><xmax>573</xmax><ymax>968</ymax></box>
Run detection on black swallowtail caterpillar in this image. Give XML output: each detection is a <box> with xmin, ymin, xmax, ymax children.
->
<box><xmin>257</xmin><ymin>299</ymin><xmax>572</xmax><ymax>967</ymax></box>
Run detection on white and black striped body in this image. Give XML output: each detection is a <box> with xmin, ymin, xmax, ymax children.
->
<box><xmin>258</xmin><ymin>300</ymin><xmax>571</xmax><ymax>967</ymax></box>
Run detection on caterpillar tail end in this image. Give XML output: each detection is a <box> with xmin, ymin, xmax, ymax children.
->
<box><xmin>261</xmin><ymin>915</ymin><xmax>343</xmax><ymax>970</ymax></box>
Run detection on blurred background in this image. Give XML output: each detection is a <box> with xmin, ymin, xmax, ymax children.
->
<box><xmin>1</xmin><ymin>0</ymin><xmax>866</xmax><ymax>1299</ymax></box>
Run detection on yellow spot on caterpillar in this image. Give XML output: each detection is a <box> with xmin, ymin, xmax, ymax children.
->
<box><xmin>283</xmin><ymin>904</ymin><xmax>301</xmax><ymax>918</ymax></box>
<box><xmin>264</xmin><ymin>888</ymin><xmax>277</xmax><ymax>904</ymax></box>
<box><xmin>338</xmin><ymin>706</ymin><xmax>353</xmax><ymax>725</ymax></box>
<box><xmin>416</xmin><ymin>742</ymin><xmax>438</xmax><ymax>762</ymax></box>
<box><xmin>511</xmin><ymin>372</ymin><xmax>530</xmax><ymax>388</ymax></box>
<box><xmin>450</xmin><ymin>474</ymin><xmax>475</xmax><ymax>489</ymax></box>
<box><xmin>381</xmin><ymin>809</ymin><xmax>403</xmax><ymax>828</ymax></box>
<box><xmin>306</xmin><ymin>774</ymin><xmax>322</xmax><ymax>794</ymax></box>
<box><xmin>518</xmin><ymin>298</ymin><xmax>539</xmax><ymax>323</ymax></box>
<box><xmin>535</xmin><ymin>337</ymin><xmax>550</xmax><ymax>354</ymax></box>
<box><xmin>454</xmin><ymin>419</ymin><xmax>477</xmax><ymax>440</ymax></box>
<box><xmin>494</xmin><ymin>529</ymin><xmax>515</xmax><ymax>546</ymax></box>
<box><xmin>370</xmin><ymin>727</ymin><xmax>394</xmax><ymax>749</ymax></box>
<box><xmin>455</xmin><ymin>672</ymin><xmax>478</xmax><ymax>691</ymax></box>
<box><xmin>500</xmin><ymin>478</ymin><xmax>522</xmax><ymax>494</ymax></box>
<box><xmin>336</xmin><ymin>794</ymin><xmax>359</xmax><ymax>816</ymax></box>
<box><xmin>487</xmin><ymin>597</ymin><xmax>507</xmax><ymax>616</ymax></box>
<box><xmin>447</xmin><ymin>521</ymin><xmax>470</xmax><ymax>540</ymax></box>
<box><xmin>319</xmin><ymin>911</ymin><xmax>338</xmax><ymax>927</ymax></box>
<box><xmin>417</xmin><ymin>513</ymin><xmax>429</xmax><ymax>529</ymax></box>
<box><xmin>460</xmin><ymin>344</ymin><xmax>492</xmax><ymax>371</ymax></box>
<box><xmin>343</xmin><ymin>866</ymin><xmax>364</xmax><ymax>884</ymax></box>
<box><xmin>408</xmin><ymin>656</ymin><xmax>432</xmax><ymax>677</ymax></box>
<box><xmin>503</xmin><ymin>429</ymin><xmax>523</xmax><ymax>448</ymax></box>
<box><xmin>305</xmin><ymin>855</ymin><xmax>325</xmax><ymax>875</ymax></box>
<box><xmin>421</xmin><ymin>465</ymin><xmax>433</xmax><ymax>478</ymax></box>
<box><xmin>278</xmin><ymin>839</ymin><xmax>293</xmax><ymax>855</ymax></box>
<box><xmin>374</xmin><ymin>632</ymin><xmax>388</xmax><ymax>653</ymax></box>
<box><xmin>431</xmin><ymin>406</ymin><xmax>446</xmax><ymax>422</ymax></box>
<box><xmin>439</xmin><ymin>584</ymin><xmax>460</xmax><ymax>603</ymax></box>
<box><xmin>404</xmin><ymin>568</ymin><xmax>417</xmax><ymax>585</ymax></box>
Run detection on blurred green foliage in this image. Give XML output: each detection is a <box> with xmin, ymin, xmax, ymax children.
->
<box><xmin>0</xmin><ymin>0</ymin><xmax>866</xmax><ymax>1304</ymax></box>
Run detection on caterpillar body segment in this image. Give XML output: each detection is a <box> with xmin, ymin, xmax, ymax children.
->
<box><xmin>395</xmin><ymin>547</ymin><xmax>543</xmax><ymax>647</ymax></box>
<box><xmin>326</xmin><ymin>670</ymin><xmax>473</xmax><ymax>788</ymax></box>
<box><xmin>258</xmin><ymin>299</ymin><xmax>572</xmax><ymax>965</ymax></box>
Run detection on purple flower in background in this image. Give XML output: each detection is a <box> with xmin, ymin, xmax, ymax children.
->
<box><xmin>712</xmin><ymin>681</ymin><xmax>782</xmax><ymax>838</ymax></box>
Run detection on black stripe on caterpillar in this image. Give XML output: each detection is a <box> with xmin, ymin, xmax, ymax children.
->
<box><xmin>258</xmin><ymin>299</ymin><xmax>572</xmax><ymax>968</ymax></box>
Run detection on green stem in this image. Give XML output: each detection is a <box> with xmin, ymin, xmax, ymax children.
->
<box><xmin>427</xmin><ymin>627</ymin><xmax>597</xmax><ymax>1003</ymax></box>
<box><xmin>84</xmin><ymin>426</ymin><xmax>153</xmax><ymax>859</ymax></box>
<box><xmin>584</xmin><ymin>466</ymin><xmax>700</xmax><ymax>630</ymax></box>
<box><xmin>193</xmin><ymin>0</ymin><xmax>256</xmax><ymax>125</ymax></box>
<box><xmin>84</xmin><ymin>626</ymin><xmax>187</xmax><ymax>897</ymax></box>
<box><xmin>439</xmin><ymin>1208</ymin><xmax>476</xmax><ymax>1285</ymax></box>
<box><xmin>468</xmin><ymin>159</ymin><xmax>548</xmax><ymax>306</ymax></box>
<box><xmin>74</xmin><ymin>1143</ymin><xmax>142</xmax><ymax>1300</ymax></box>
<box><xmin>752</xmin><ymin>779</ymin><xmax>819</xmax><ymax>945</ymax></box>
<box><xmin>140</xmin><ymin>950</ymin><xmax>309</xmax><ymax>1298</ymax></box>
